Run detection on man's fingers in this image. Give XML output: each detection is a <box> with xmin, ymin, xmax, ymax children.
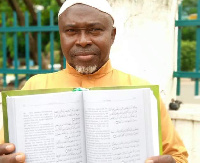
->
<box><xmin>0</xmin><ymin>153</ymin><xmax>25</xmax><ymax>163</ymax></box>
<box><xmin>0</xmin><ymin>143</ymin><xmax>15</xmax><ymax>155</ymax></box>
<box><xmin>15</xmin><ymin>153</ymin><xmax>26</xmax><ymax>163</ymax></box>
<box><xmin>0</xmin><ymin>144</ymin><xmax>25</xmax><ymax>163</ymax></box>
<box><xmin>146</xmin><ymin>155</ymin><xmax>176</xmax><ymax>163</ymax></box>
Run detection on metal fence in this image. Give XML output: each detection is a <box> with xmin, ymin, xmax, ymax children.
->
<box><xmin>1</xmin><ymin>5</ymin><xmax>200</xmax><ymax>94</ymax></box>
<box><xmin>0</xmin><ymin>11</ymin><xmax>65</xmax><ymax>89</ymax></box>
<box><xmin>174</xmin><ymin>0</ymin><xmax>200</xmax><ymax>96</ymax></box>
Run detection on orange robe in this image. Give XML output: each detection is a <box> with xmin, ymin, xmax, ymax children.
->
<box><xmin>0</xmin><ymin>60</ymin><xmax>188</xmax><ymax>162</ymax></box>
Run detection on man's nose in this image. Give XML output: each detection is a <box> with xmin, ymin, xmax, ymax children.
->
<box><xmin>76</xmin><ymin>30</ymin><xmax>92</xmax><ymax>47</ymax></box>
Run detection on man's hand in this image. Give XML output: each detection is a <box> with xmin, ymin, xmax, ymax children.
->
<box><xmin>0</xmin><ymin>143</ymin><xmax>25</xmax><ymax>163</ymax></box>
<box><xmin>145</xmin><ymin>155</ymin><xmax>176</xmax><ymax>163</ymax></box>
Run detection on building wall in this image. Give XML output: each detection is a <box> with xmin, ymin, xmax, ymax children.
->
<box><xmin>108</xmin><ymin>0</ymin><xmax>179</xmax><ymax>106</ymax></box>
<box><xmin>169</xmin><ymin>104</ymin><xmax>200</xmax><ymax>163</ymax></box>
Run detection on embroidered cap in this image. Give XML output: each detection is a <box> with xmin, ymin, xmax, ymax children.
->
<box><xmin>58</xmin><ymin>0</ymin><xmax>114</xmax><ymax>22</ymax></box>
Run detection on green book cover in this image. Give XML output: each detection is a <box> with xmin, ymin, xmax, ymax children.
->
<box><xmin>2</xmin><ymin>85</ymin><xmax>162</xmax><ymax>160</ymax></box>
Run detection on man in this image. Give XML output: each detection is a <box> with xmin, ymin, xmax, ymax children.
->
<box><xmin>0</xmin><ymin>0</ymin><xmax>188</xmax><ymax>162</ymax></box>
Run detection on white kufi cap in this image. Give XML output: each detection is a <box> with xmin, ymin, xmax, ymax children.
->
<box><xmin>58</xmin><ymin>0</ymin><xmax>114</xmax><ymax>22</ymax></box>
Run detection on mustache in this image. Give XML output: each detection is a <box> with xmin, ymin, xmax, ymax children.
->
<box><xmin>70</xmin><ymin>47</ymin><xmax>100</xmax><ymax>56</ymax></box>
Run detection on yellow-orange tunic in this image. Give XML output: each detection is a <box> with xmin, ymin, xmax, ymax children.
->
<box><xmin>0</xmin><ymin>60</ymin><xmax>188</xmax><ymax>162</ymax></box>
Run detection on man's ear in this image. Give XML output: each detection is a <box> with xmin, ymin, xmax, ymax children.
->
<box><xmin>111</xmin><ymin>27</ymin><xmax>116</xmax><ymax>44</ymax></box>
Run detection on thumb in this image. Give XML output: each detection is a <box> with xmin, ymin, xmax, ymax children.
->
<box><xmin>146</xmin><ymin>155</ymin><xmax>176</xmax><ymax>163</ymax></box>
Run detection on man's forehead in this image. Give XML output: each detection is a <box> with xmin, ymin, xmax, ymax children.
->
<box><xmin>58</xmin><ymin>0</ymin><xmax>114</xmax><ymax>22</ymax></box>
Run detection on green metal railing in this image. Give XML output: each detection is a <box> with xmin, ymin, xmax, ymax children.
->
<box><xmin>0</xmin><ymin>11</ymin><xmax>66</xmax><ymax>89</ymax></box>
<box><xmin>174</xmin><ymin>0</ymin><xmax>200</xmax><ymax>96</ymax></box>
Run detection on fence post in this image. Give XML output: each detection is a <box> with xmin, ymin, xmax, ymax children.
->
<box><xmin>195</xmin><ymin>0</ymin><xmax>200</xmax><ymax>95</ymax></box>
<box><xmin>2</xmin><ymin>13</ymin><xmax>7</xmax><ymax>88</ymax></box>
<box><xmin>176</xmin><ymin>4</ymin><xmax>182</xmax><ymax>96</ymax></box>
<box><xmin>13</xmin><ymin>12</ymin><xmax>19</xmax><ymax>88</ymax></box>
<box><xmin>37</xmin><ymin>12</ymin><xmax>42</xmax><ymax>70</ymax></box>
<box><xmin>25</xmin><ymin>12</ymin><xmax>30</xmax><ymax>80</ymax></box>
<box><xmin>50</xmin><ymin>11</ymin><xmax>55</xmax><ymax>71</ymax></box>
<box><xmin>0</xmin><ymin>10</ymin><xmax>60</xmax><ymax>89</ymax></box>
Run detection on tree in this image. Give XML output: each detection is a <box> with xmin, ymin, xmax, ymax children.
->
<box><xmin>0</xmin><ymin>0</ymin><xmax>63</xmax><ymax>68</ymax></box>
<box><xmin>56</xmin><ymin>0</ymin><xmax>63</xmax><ymax>6</ymax></box>
<box><xmin>6</xmin><ymin>0</ymin><xmax>39</xmax><ymax>64</ymax></box>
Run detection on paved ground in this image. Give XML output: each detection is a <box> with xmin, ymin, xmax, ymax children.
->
<box><xmin>176</xmin><ymin>79</ymin><xmax>200</xmax><ymax>104</ymax></box>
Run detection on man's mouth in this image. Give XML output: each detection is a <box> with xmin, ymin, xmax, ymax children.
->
<box><xmin>74</xmin><ymin>51</ymin><xmax>96</xmax><ymax>61</ymax></box>
<box><xmin>75</xmin><ymin>55</ymin><xmax>94</xmax><ymax>61</ymax></box>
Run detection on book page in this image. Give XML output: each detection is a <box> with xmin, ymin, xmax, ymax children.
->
<box><xmin>144</xmin><ymin>90</ymin><xmax>160</xmax><ymax>156</ymax></box>
<box><xmin>6</xmin><ymin>91</ymin><xmax>86</xmax><ymax>163</ymax></box>
<box><xmin>83</xmin><ymin>88</ymin><xmax>158</xmax><ymax>163</ymax></box>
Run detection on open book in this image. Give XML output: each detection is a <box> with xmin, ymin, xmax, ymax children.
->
<box><xmin>2</xmin><ymin>86</ymin><xmax>162</xmax><ymax>163</ymax></box>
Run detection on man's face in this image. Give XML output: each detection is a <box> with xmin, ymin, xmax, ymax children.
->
<box><xmin>58</xmin><ymin>4</ymin><xmax>116</xmax><ymax>74</ymax></box>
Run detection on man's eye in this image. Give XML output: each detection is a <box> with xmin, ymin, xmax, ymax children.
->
<box><xmin>65</xmin><ymin>29</ymin><xmax>77</xmax><ymax>34</ymax></box>
<box><xmin>89</xmin><ymin>28</ymin><xmax>102</xmax><ymax>34</ymax></box>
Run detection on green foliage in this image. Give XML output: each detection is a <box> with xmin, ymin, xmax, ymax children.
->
<box><xmin>182</xmin><ymin>0</ymin><xmax>197</xmax><ymax>16</ymax></box>
<box><xmin>180</xmin><ymin>0</ymin><xmax>198</xmax><ymax>72</ymax></box>
<box><xmin>54</xmin><ymin>51</ymin><xmax>61</xmax><ymax>64</ymax></box>
<box><xmin>38</xmin><ymin>1</ymin><xmax>60</xmax><ymax>52</ymax></box>
<box><xmin>44</xmin><ymin>41</ymin><xmax>60</xmax><ymax>54</ymax></box>
<box><xmin>181</xmin><ymin>0</ymin><xmax>198</xmax><ymax>41</ymax></box>
<box><xmin>0</xmin><ymin>57</ymin><xmax>3</xmax><ymax>68</ymax></box>
<box><xmin>44</xmin><ymin>41</ymin><xmax>61</xmax><ymax>63</ymax></box>
<box><xmin>6</xmin><ymin>33</ymin><xmax>25</xmax><ymax>58</ymax></box>
<box><xmin>181</xmin><ymin>40</ymin><xmax>196</xmax><ymax>71</ymax></box>
<box><xmin>182</xmin><ymin>27</ymin><xmax>196</xmax><ymax>41</ymax></box>
<box><xmin>0</xmin><ymin>1</ymin><xmax>12</xmax><ymax>13</ymax></box>
<box><xmin>0</xmin><ymin>0</ymin><xmax>61</xmax><ymax>61</ymax></box>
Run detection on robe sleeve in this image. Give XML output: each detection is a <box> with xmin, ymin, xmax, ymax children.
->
<box><xmin>160</xmin><ymin>100</ymin><xmax>188</xmax><ymax>163</ymax></box>
<box><xmin>0</xmin><ymin>127</ymin><xmax>4</xmax><ymax>144</ymax></box>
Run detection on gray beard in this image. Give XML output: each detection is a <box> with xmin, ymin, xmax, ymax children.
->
<box><xmin>75</xmin><ymin>65</ymin><xmax>98</xmax><ymax>74</ymax></box>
